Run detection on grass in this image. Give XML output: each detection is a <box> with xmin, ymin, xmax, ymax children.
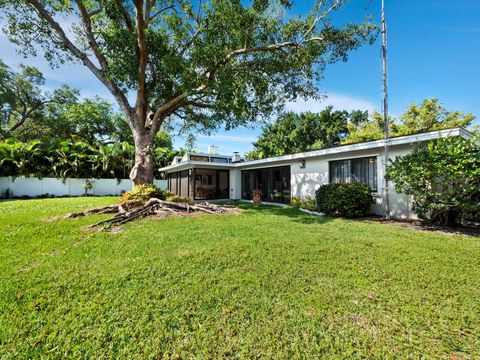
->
<box><xmin>0</xmin><ymin>197</ymin><xmax>479</xmax><ymax>359</ymax></box>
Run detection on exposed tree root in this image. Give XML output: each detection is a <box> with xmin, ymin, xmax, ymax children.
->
<box><xmin>63</xmin><ymin>199</ymin><xmax>238</xmax><ymax>228</ymax></box>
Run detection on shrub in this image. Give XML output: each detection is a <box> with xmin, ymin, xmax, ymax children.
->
<box><xmin>316</xmin><ymin>183</ymin><xmax>373</xmax><ymax>218</ymax></box>
<box><xmin>165</xmin><ymin>194</ymin><xmax>193</xmax><ymax>205</ymax></box>
<box><xmin>387</xmin><ymin>138</ymin><xmax>480</xmax><ymax>226</ymax></box>
<box><xmin>290</xmin><ymin>196</ymin><xmax>317</xmax><ymax>211</ymax></box>
<box><xmin>119</xmin><ymin>184</ymin><xmax>168</xmax><ymax>207</ymax></box>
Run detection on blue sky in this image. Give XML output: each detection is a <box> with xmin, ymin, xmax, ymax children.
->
<box><xmin>1</xmin><ymin>0</ymin><xmax>479</xmax><ymax>154</ymax></box>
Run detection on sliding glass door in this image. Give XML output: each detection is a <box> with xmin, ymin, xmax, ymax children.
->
<box><xmin>193</xmin><ymin>169</ymin><xmax>229</xmax><ymax>200</ymax></box>
<box><xmin>167</xmin><ymin>170</ymin><xmax>191</xmax><ymax>198</ymax></box>
<box><xmin>168</xmin><ymin>168</ymin><xmax>230</xmax><ymax>200</ymax></box>
<box><xmin>241</xmin><ymin>166</ymin><xmax>291</xmax><ymax>203</ymax></box>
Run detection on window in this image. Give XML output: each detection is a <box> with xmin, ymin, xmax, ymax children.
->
<box><xmin>329</xmin><ymin>156</ymin><xmax>377</xmax><ymax>191</ymax></box>
<box><xmin>190</xmin><ymin>155</ymin><xmax>209</xmax><ymax>162</ymax></box>
<box><xmin>168</xmin><ymin>171</ymin><xmax>192</xmax><ymax>198</ymax></box>
<box><xmin>194</xmin><ymin>169</ymin><xmax>229</xmax><ymax>199</ymax></box>
<box><xmin>241</xmin><ymin>166</ymin><xmax>291</xmax><ymax>203</ymax></box>
<box><xmin>210</xmin><ymin>157</ymin><xmax>228</xmax><ymax>163</ymax></box>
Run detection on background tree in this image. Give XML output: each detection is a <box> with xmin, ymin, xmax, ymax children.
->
<box><xmin>387</xmin><ymin>137</ymin><xmax>480</xmax><ymax>227</ymax></box>
<box><xmin>1</xmin><ymin>0</ymin><xmax>377</xmax><ymax>185</ymax></box>
<box><xmin>344</xmin><ymin>98</ymin><xmax>475</xmax><ymax>144</ymax></box>
<box><xmin>247</xmin><ymin>107</ymin><xmax>368</xmax><ymax>159</ymax></box>
<box><xmin>0</xmin><ymin>59</ymin><xmax>78</xmax><ymax>139</ymax></box>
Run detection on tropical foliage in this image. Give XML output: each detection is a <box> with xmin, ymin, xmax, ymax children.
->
<box><xmin>344</xmin><ymin>98</ymin><xmax>475</xmax><ymax>144</ymax></box>
<box><xmin>387</xmin><ymin>137</ymin><xmax>480</xmax><ymax>226</ymax></box>
<box><xmin>0</xmin><ymin>139</ymin><xmax>177</xmax><ymax>179</ymax></box>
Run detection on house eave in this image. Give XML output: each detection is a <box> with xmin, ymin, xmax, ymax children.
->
<box><xmin>159</xmin><ymin>127</ymin><xmax>472</xmax><ymax>173</ymax></box>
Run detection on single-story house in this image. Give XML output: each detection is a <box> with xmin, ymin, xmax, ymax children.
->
<box><xmin>159</xmin><ymin>127</ymin><xmax>476</xmax><ymax>219</ymax></box>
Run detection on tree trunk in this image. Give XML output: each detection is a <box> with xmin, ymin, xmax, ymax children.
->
<box><xmin>130</xmin><ymin>129</ymin><xmax>155</xmax><ymax>186</ymax></box>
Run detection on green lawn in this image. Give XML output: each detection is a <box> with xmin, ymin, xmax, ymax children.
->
<box><xmin>0</xmin><ymin>197</ymin><xmax>479</xmax><ymax>359</ymax></box>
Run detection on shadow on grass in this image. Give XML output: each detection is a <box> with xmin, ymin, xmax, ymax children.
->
<box><xmin>232</xmin><ymin>201</ymin><xmax>334</xmax><ymax>225</ymax></box>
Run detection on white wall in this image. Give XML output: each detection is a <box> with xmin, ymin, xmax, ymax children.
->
<box><xmin>229</xmin><ymin>169</ymin><xmax>242</xmax><ymax>200</ymax></box>
<box><xmin>289</xmin><ymin>144</ymin><xmax>416</xmax><ymax>220</ymax></box>
<box><xmin>0</xmin><ymin>177</ymin><xmax>167</xmax><ymax>198</ymax></box>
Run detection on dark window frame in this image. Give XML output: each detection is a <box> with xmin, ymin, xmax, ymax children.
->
<box><xmin>241</xmin><ymin>165</ymin><xmax>291</xmax><ymax>204</ymax></box>
<box><xmin>329</xmin><ymin>156</ymin><xmax>377</xmax><ymax>192</ymax></box>
<box><xmin>167</xmin><ymin>170</ymin><xmax>192</xmax><ymax>198</ymax></box>
<box><xmin>190</xmin><ymin>155</ymin><xmax>209</xmax><ymax>162</ymax></box>
<box><xmin>210</xmin><ymin>157</ymin><xmax>229</xmax><ymax>163</ymax></box>
<box><xmin>193</xmin><ymin>168</ymin><xmax>230</xmax><ymax>200</ymax></box>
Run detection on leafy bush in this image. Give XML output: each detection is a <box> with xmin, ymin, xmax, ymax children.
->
<box><xmin>119</xmin><ymin>184</ymin><xmax>168</xmax><ymax>207</ymax></box>
<box><xmin>165</xmin><ymin>194</ymin><xmax>193</xmax><ymax>205</ymax></box>
<box><xmin>316</xmin><ymin>183</ymin><xmax>373</xmax><ymax>218</ymax></box>
<box><xmin>290</xmin><ymin>196</ymin><xmax>317</xmax><ymax>211</ymax></box>
<box><xmin>387</xmin><ymin>138</ymin><xmax>480</xmax><ymax>226</ymax></box>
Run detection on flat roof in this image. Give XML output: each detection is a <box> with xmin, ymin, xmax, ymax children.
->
<box><xmin>159</xmin><ymin>127</ymin><xmax>474</xmax><ymax>172</ymax></box>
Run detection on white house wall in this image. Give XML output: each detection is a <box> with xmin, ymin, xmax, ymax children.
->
<box><xmin>229</xmin><ymin>169</ymin><xmax>242</xmax><ymax>200</ymax></box>
<box><xmin>289</xmin><ymin>144</ymin><xmax>416</xmax><ymax>219</ymax></box>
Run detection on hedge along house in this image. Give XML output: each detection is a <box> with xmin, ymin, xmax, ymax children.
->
<box><xmin>159</xmin><ymin>128</ymin><xmax>476</xmax><ymax>219</ymax></box>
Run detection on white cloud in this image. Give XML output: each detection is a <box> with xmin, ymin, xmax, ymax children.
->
<box><xmin>285</xmin><ymin>92</ymin><xmax>378</xmax><ymax>114</ymax></box>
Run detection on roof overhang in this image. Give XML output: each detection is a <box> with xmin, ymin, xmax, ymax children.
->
<box><xmin>159</xmin><ymin>127</ymin><xmax>474</xmax><ymax>173</ymax></box>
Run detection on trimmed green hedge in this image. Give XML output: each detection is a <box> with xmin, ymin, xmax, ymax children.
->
<box><xmin>316</xmin><ymin>183</ymin><xmax>374</xmax><ymax>218</ymax></box>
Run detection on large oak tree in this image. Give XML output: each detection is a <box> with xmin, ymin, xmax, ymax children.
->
<box><xmin>1</xmin><ymin>0</ymin><xmax>377</xmax><ymax>184</ymax></box>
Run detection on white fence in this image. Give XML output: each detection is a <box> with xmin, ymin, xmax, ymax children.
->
<box><xmin>0</xmin><ymin>177</ymin><xmax>167</xmax><ymax>198</ymax></box>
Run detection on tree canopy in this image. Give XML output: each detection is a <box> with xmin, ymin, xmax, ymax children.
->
<box><xmin>344</xmin><ymin>98</ymin><xmax>475</xmax><ymax>144</ymax></box>
<box><xmin>247</xmin><ymin>107</ymin><xmax>368</xmax><ymax>159</ymax></box>
<box><xmin>0</xmin><ymin>59</ymin><xmax>79</xmax><ymax>139</ymax></box>
<box><xmin>0</xmin><ymin>0</ymin><xmax>378</xmax><ymax>184</ymax></box>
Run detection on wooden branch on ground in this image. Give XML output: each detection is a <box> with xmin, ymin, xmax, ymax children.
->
<box><xmin>62</xmin><ymin>199</ymin><xmax>239</xmax><ymax>228</ymax></box>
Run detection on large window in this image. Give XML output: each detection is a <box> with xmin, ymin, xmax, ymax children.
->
<box><xmin>190</xmin><ymin>155</ymin><xmax>209</xmax><ymax>162</ymax></box>
<box><xmin>194</xmin><ymin>169</ymin><xmax>229</xmax><ymax>199</ymax></box>
<box><xmin>242</xmin><ymin>166</ymin><xmax>291</xmax><ymax>203</ymax></box>
<box><xmin>167</xmin><ymin>171</ymin><xmax>191</xmax><ymax>197</ymax></box>
<box><xmin>329</xmin><ymin>156</ymin><xmax>377</xmax><ymax>191</ymax></box>
<box><xmin>210</xmin><ymin>157</ymin><xmax>229</xmax><ymax>163</ymax></box>
<box><xmin>168</xmin><ymin>169</ymin><xmax>229</xmax><ymax>200</ymax></box>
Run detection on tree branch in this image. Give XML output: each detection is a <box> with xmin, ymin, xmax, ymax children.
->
<box><xmin>178</xmin><ymin>28</ymin><xmax>201</xmax><ymax>57</ymax></box>
<box><xmin>300</xmin><ymin>0</ymin><xmax>340</xmax><ymax>45</ymax></box>
<box><xmin>149</xmin><ymin>4</ymin><xmax>176</xmax><ymax>22</ymax></box>
<box><xmin>77</xmin><ymin>0</ymin><xmax>109</xmax><ymax>70</ymax></box>
<box><xmin>115</xmin><ymin>0</ymin><xmax>135</xmax><ymax>31</ymax></box>
<box><xmin>134</xmin><ymin>0</ymin><xmax>148</xmax><ymax>125</ymax></box>
<box><xmin>150</xmin><ymin>35</ymin><xmax>325</xmax><ymax>129</ymax></box>
<box><xmin>178</xmin><ymin>0</ymin><xmax>203</xmax><ymax>57</ymax></box>
<box><xmin>25</xmin><ymin>0</ymin><xmax>132</xmax><ymax>119</ymax></box>
<box><xmin>186</xmin><ymin>100</ymin><xmax>213</xmax><ymax>109</ymax></box>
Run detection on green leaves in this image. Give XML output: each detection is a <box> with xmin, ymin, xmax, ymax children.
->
<box><xmin>344</xmin><ymin>99</ymin><xmax>476</xmax><ymax>144</ymax></box>
<box><xmin>0</xmin><ymin>138</ymin><xmax>176</xmax><ymax>179</ymax></box>
<box><xmin>247</xmin><ymin>107</ymin><xmax>362</xmax><ymax>159</ymax></box>
<box><xmin>316</xmin><ymin>183</ymin><xmax>374</xmax><ymax>218</ymax></box>
<box><xmin>387</xmin><ymin>137</ymin><xmax>480</xmax><ymax>226</ymax></box>
<box><xmin>1</xmin><ymin>0</ymin><xmax>378</xmax><ymax>133</ymax></box>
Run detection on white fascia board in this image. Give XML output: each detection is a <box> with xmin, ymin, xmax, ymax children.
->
<box><xmin>236</xmin><ymin>128</ymin><xmax>464</xmax><ymax>168</ymax></box>
<box><xmin>159</xmin><ymin>128</ymin><xmax>468</xmax><ymax>172</ymax></box>
<box><xmin>159</xmin><ymin>161</ymin><xmax>235</xmax><ymax>173</ymax></box>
